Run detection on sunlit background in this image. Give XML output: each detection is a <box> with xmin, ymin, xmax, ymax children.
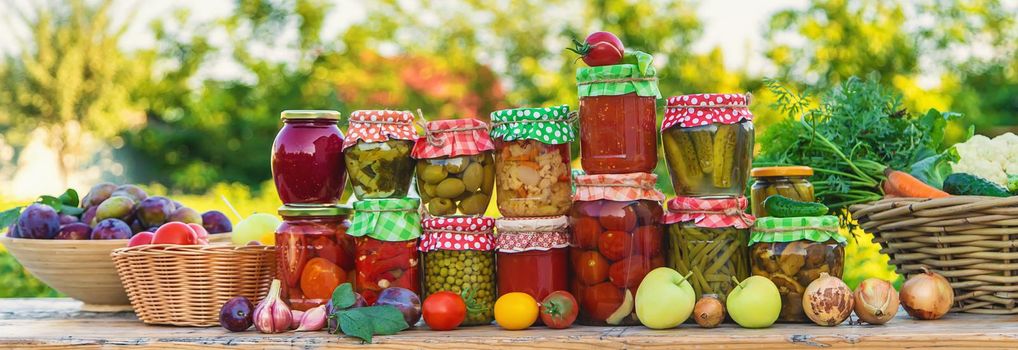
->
<box><xmin>1</xmin><ymin>0</ymin><xmax>1016</xmax><ymax>296</ymax></box>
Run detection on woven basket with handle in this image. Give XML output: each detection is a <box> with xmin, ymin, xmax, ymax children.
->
<box><xmin>851</xmin><ymin>196</ymin><xmax>1018</xmax><ymax>314</ymax></box>
<box><xmin>111</xmin><ymin>244</ymin><xmax>276</xmax><ymax>326</ymax></box>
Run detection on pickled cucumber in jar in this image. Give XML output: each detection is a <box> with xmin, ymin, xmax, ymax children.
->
<box><xmin>662</xmin><ymin>121</ymin><xmax>754</xmax><ymax>197</ymax></box>
<box><xmin>423</xmin><ymin>250</ymin><xmax>496</xmax><ymax>325</ymax></box>
<box><xmin>345</xmin><ymin>140</ymin><xmax>416</xmax><ymax>199</ymax></box>
<box><xmin>416</xmin><ymin>153</ymin><xmax>495</xmax><ymax>216</ymax></box>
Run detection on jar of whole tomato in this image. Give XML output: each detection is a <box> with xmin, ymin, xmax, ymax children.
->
<box><xmin>570</xmin><ymin>173</ymin><xmax>665</xmax><ymax>326</ymax></box>
<box><xmin>420</xmin><ymin>216</ymin><xmax>496</xmax><ymax>326</ymax></box>
<box><xmin>411</xmin><ymin>118</ymin><xmax>496</xmax><ymax>216</ymax></box>
<box><xmin>490</xmin><ymin>106</ymin><xmax>574</xmax><ymax>217</ymax></box>
<box><xmin>662</xmin><ymin>196</ymin><xmax>755</xmax><ymax>303</ymax></box>
<box><xmin>271</xmin><ymin>110</ymin><xmax>347</xmax><ymax>205</ymax></box>
<box><xmin>576</xmin><ymin>63</ymin><xmax>660</xmax><ymax>174</ymax></box>
<box><xmin>495</xmin><ymin>216</ymin><xmax>570</xmax><ymax>302</ymax></box>
<box><xmin>661</xmin><ymin>93</ymin><xmax>754</xmax><ymax>197</ymax></box>
<box><xmin>750</xmin><ymin>166</ymin><xmax>814</xmax><ymax>217</ymax></box>
<box><xmin>275</xmin><ymin>205</ymin><xmax>356</xmax><ymax>311</ymax></box>
<box><xmin>343</xmin><ymin>110</ymin><xmax>418</xmax><ymax>199</ymax></box>
<box><xmin>348</xmin><ymin>198</ymin><xmax>422</xmax><ymax>304</ymax></box>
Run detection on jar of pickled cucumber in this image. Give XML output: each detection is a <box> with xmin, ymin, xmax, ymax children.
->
<box><xmin>662</xmin><ymin>197</ymin><xmax>755</xmax><ymax>303</ymax></box>
<box><xmin>570</xmin><ymin>173</ymin><xmax>665</xmax><ymax>326</ymax></box>
<box><xmin>412</xmin><ymin>118</ymin><xmax>495</xmax><ymax>216</ymax></box>
<box><xmin>750</xmin><ymin>215</ymin><xmax>846</xmax><ymax>323</ymax></box>
<box><xmin>661</xmin><ymin>93</ymin><xmax>754</xmax><ymax>197</ymax></box>
<box><xmin>494</xmin><ymin>216</ymin><xmax>570</xmax><ymax>301</ymax></box>
<box><xmin>343</xmin><ymin>110</ymin><xmax>419</xmax><ymax>199</ymax></box>
<box><xmin>420</xmin><ymin>217</ymin><xmax>495</xmax><ymax>326</ymax></box>
<box><xmin>750</xmin><ymin>166</ymin><xmax>814</xmax><ymax>217</ymax></box>
<box><xmin>348</xmin><ymin>198</ymin><xmax>422</xmax><ymax>305</ymax></box>
<box><xmin>490</xmin><ymin>106</ymin><xmax>575</xmax><ymax>217</ymax></box>
<box><xmin>275</xmin><ymin>205</ymin><xmax>356</xmax><ymax>311</ymax></box>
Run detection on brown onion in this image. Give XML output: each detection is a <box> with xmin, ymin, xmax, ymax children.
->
<box><xmin>900</xmin><ymin>266</ymin><xmax>954</xmax><ymax>320</ymax></box>
<box><xmin>802</xmin><ymin>273</ymin><xmax>854</xmax><ymax>326</ymax></box>
<box><xmin>853</xmin><ymin>278</ymin><xmax>899</xmax><ymax>325</ymax></box>
<box><xmin>693</xmin><ymin>294</ymin><xmax>724</xmax><ymax>328</ymax></box>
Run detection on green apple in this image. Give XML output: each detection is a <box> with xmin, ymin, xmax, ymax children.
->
<box><xmin>727</xmin><ymin>276</ymin><xmax>781</xmax><ymax>328</ymax></box>
<box><xmin>231</xmin><ymin>213</ymin><xmax>281</xmax><ymax>246</ymax></box>
<box><xmin>635</xmin><ymin>267</ymin><xmax>695</xmax><ymax>329</ymax></box>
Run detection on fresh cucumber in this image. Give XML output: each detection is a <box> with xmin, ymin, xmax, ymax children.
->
<box><xmin>763</xmin><ymin>195</ymin><xmax>829</xmax><ymax>218</ymax></box>
<box><xmin>1008</xmin><ymin>174</ymin><xmax>1018</xmax><ymax>194</ymax></box>
<box><xmin>943</xmin><ymin>173</ymin><xmax>1011</xmax><ymax>197</ymax></box>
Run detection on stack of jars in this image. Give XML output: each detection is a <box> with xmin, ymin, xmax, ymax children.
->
<box><xmin>412</xmin><ymin>118</ymin><xmax>498</xmax><ymax>326</ymax></box>
<box><xmin>572</xmin><ymin>63</ymin><xmax>666</xmax><ymax>326</ymax></box>
<box><xmin>489</xmin><ymin>106</ymin><xmax>575</xmax><ymax>304</ymax></box>
<box><xmin>659</xmin><ymin>93</ymin><xmax>757</xmax><ymax>305</ymax></box>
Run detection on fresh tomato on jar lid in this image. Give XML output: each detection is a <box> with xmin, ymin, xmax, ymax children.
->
<box><xmin>568</xmin><ymin>31</ymin><xmax>625</xmax><ymax>67</ymax></box>
<box><xmin>575</xmin><ymin>250</ymin><xmax>609</xmax><ymax>285</ymax></box>
<box><xmin>598</xmin><ymin>201</ymin><xmax>637</xmax><ymax>232</ymax></box>
<box><xmin>422</xmin><ymin>291</ymin><xmax>467</xmax><ymax>331</ymax></box>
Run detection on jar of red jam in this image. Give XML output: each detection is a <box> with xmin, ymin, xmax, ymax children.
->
<box><xmin>411</xmin><ymin>118</ymin><xmax>496</xmax><ymax>216</ymax></box>
<box><xmin>490</xmin><ymin>106</ymin><xmax>575</xmax><ymax>217</ymax></box>
<box><xmin>348</xmin><ymin>198</ymin><xmax>422</xmax><ymax>304</ymax></box>
<box><xmin>495</xmin><ymin>216</ymin><xmax>570</xmax><ymax>302</ymax></box>
<box><xmin>420</xmin><ymin>217</ymin><xmax>496</xmax><ymax>326</ymax></box>
<box><xmin>570</xmin><ymin>173</ymin><xmax>665</xmax><ymax>326</ymax></box>
<box><xmin>576</xmin><ymin>63</ymin><xmax>660</xmax><ymax>174</ymax></box>
<box><xmin>275</xmin><ymin>205</ymin><xmax>356</xmax><ymax>311</ymax></box>
<box><xmin>343</xmin><ymin>110</ymin><xmax>419</xmax><ymax>199</ymax></box>
<box><xmin>271</xmin><ymin>110</ymin><xmax>347</xmax><ymax>205</ymax></box>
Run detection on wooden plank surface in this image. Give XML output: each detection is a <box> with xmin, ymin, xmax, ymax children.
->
<box><xmin>3</xmin><ymin>298</ymin><xmax>1018</xmax><ymax>349</ymax></box>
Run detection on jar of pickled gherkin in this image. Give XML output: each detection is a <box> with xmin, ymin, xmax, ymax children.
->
<box><xmin>420</xmin><ymin>216</ymin><xmax>496</xmax><ymax>326</ymax></box>
<box><xmin>348</xmin><ymin>198</ymin><xmax>422</xmax><ymax>305</ymax></box>
<box><xmin>750</xmin><ymin>166</ymin><xmax>814</xmax><ymax>217</ymax></box>
<box><xmin>577</xmin><ymin>59</ymin><xmax>660</xmax><ymax>174</ymax></box>
<box><xmin>412</xmin><ymin>118</ymin><xmax>495</xmax><ymax>216</ymax></box>
<box><xmin>662</xmin><ymin>196</ymin><xmax>755</xmax><ymax>303</ymax></box>
<box><xmin>490</xmin><ymin>106</ymin><xmax>575</xmax><ymax>217</ymax></box>
<box><xmin>570</xmin><ymin>173</ymin><xmax>665</xmax><ymax>326</ymax></box>
<box><xmin>343</xmin><ymin>110</ymin><xmax>418</xmax><ymax>199</ymax></box>
<box><xmin>750</xmin><ymin>215</ymin><xmax>846</xmax><ymax>323</ymax></box>
<box><xmin>275</xmin><ymin>205</ymin><xmax>356</xmax><ymax>311</ymax></box>
<box><xmin>661</xmin><ymin>93</ymin><xmax>754</xmax><ymax>196</ymax></box>
<box><xmin>494</xmin><ymin>216</ymin><xmax>570</xmax><ymax>301</ymax></box>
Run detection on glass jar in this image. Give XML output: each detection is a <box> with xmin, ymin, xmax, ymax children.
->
<box><xmin>495</xmin><ymin>216</ymin><xmax>571</xmax><ymax>301</ymax></box>
<box><xmin>570</xmin><ymin>173</ymin><xmax>665</xmax><ymax>326</ymax></box>
<box><xmin>750</xmin><ymin>215</ymin><xmax>846</xmax><ymax>322</ymax></box>
<box><xmin>420</xmin><ymin>217</ymin><xmax>496</xmax><ymax>326</ymax></box>
<box><xmin>750</xmin><ymin>166</ymin><xmax>815</xmax><ymax>217</ymax></box>
<box><xmin>661</xmin><ymin>93</ymin><xmax>755</xmax><ymax>197</ymax></box>
<box><xmin>271</xmin><ymin>110</ymin><xmax>347</xmax><ymax>205</ymax></box>
<box><xmin>490</xmin><ymin>105</ymin><xmax>575</xmax><ymax>217</ymax></box>
<box><xmin>662</xmin><ymin>197</ymin><xmax>754</xmax><ymax>303</ymax></box>
<box><xmin>343</xmin><ymin>110</ymin><xmax>419</xmax><ymax>199</ymax></box>
<box><xmin>348</xmin><ymin>198</ymin><xmax>422</xmax><ymax>305</ymax></box>
<box><xmin>275</xmin><ymin>205</ymin><xmax>356</xmax><ymax>311</ymax></box>
<box><xmin>576</xmin><ymin>64</ymin><xmax>660</xmax><ymax>174</ymax></box>
<box><xmin>412</xmin><ymin>118</ymin><xmax>496</xmax><ymax>216</ymax></box>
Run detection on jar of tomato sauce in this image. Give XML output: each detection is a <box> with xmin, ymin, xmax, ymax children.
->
<box><xmin>495</xmin><ymin>216</ymin><xmax>570</xmax><ymax>302</ymax></box>
<box><xmin>570</xmin><ymin>173</ymin><xmax>665</xmax><ymax>326</ymax></box>
<box><xmin>348</xmin><ymin>198</ymin><xmax>422</xmax><ymax>304</ymax></box>
<box><xmin>420</xmin><ymin>217</ymin><xmax>496</xmax><ymax>326</ymax></box>
<box><xmin>490</xmin><ymin>106</ymin><xmax>574</xmax><ymax>217</ymax></box>
<box><xmin>275</xmin><ymin>205</ymin><xmax>356</xmax><ymax>311</ymax></box>
<box><xmin>411</xmin><ymin>118</ymin><xmax>495</xmax><ymax>216</ymax></box>
<box><xmin>271</xmin><ymin>110</ymin><xmax>347</xmax><ymax>205</ymax></box>
<box><xmin>343</xmin><ymin>110</ymin><xmax>418</xmax><ymax>199</ymax></box>
<box><xmin>576</xmin><ymin>64</ymin><xmax>660</xmax><ymax>174</ymax></box>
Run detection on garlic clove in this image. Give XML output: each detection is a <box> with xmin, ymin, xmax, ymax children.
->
<box><xmin>295</xmin><ymin>304</ymin><xmax>327</xmax><ymax>332</ymax></box>
<box><xmin>291</xmin><ymin>310</ymin><xmax>304</xmax><ymax>330</ymax></box>
<box><xmin>253</xmin><ymin>279</ymin><xmax>293</xmax><ymax>334</ymax></box>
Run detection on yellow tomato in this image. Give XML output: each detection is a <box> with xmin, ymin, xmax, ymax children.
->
<box><xmin>494</xmin><ymin>292</ymin><xmax>539</xmax><ymax>330</ymax></box>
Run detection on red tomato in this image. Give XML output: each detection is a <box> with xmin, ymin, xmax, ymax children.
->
<box><xmin>632</xmin><ymin>201</ymin><xmax>662</xmax><ymax>226</ymax></box>
<box><xmin>572</xmin><ymin>217</ymin><xmax>602</xmax><ymax>249</ymax></box>
<box><xmin>632</xmin><ymin>226</ymin><xmax>661</xmax><ymax>257</ymax></box>
<box><xmin>300</xmin><ymin>257</ymin><xmax>345</xmax><ymax>301</ymax></box>
<box><xmin>608</xmin><ymin>255</ymin><xmax>651</xmax><ymax>289</ymax></box>
<box><xmin>572</xmin><ymin>200</ymin><xmax>603</xmax><ymax>218</ymax></box>
<box><xmin>582</xmin><ymin>282</ymin><xmax>623</xmax><ymax>321</ymax></box>
<box><xmin>152</xmin><ymin>222</ymin><xmax>198</xmax><ymax>245</ymax></box>
<box><xmin>597</xmin><ymin>231</ymin><xmax>633</xmax><ymax>261</ymax></box>
<box><xmin>311</xmin><ymin>235</ymin><xmax>342</xmax><ymax>262</ymax></box>
<box><xmin>422</xmin><ymin>291</ymin><xmax>467</xmax><ymax>331</ymax></box>
<box><xmin>598</xmin><ymin>201</ymin><xmax>637</xmax><ymax>232</ymax></box>
<box><xmin>127</xmin><ymin>232</ymin><xmax>153</xmax><ymax>247</ymax></box>
<box><xmin>540</xmin><ymin>290</ymin><xmax>578</xmax><ymax>329</ymax></box>
<box><xmin>575</xmin><ymin>250</ymin><xmax>609</xmax><ymax>285</ymax></box>
<box><xmin>187</xmin><ymin>223</ymin><xmax>209</xmax><ymax>240</ymax></box>
<box><xmin>569</xmin><ymin>31</ymin><xmax>625</xmax><ymax>67</ymax></box>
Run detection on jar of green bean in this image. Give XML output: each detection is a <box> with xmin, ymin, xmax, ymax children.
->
<box><xmin>662</xmin><ymin>196</ymin><xmax>755</xmax><ymax>303</ymax></box>
<box><xmin>419</xmin><ymin>216</ymin><xmax>496</xmax><ymax>326</ymax></box>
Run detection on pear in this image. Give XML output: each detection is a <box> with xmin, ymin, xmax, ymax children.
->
<box><xmin>634</xmin><ymin>267</ymin><xmax>695</xmax><ymax>329</ymax></box>
<box><xmin>727</xmin><ymin>276</ymin><xmax>781</xmax><ymax>328</ymax></box>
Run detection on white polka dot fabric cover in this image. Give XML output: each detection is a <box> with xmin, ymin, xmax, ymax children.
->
<box><xmin>418</xmin><ymin>216</ymin><xmax>495</xmax><ymax>252</ymax></box>
<box><xmin>661</xmin><ymin>93</ymin><xmax>754</xmax><ymax>131</ymax></box>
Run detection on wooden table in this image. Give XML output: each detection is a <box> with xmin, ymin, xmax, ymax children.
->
<box><xmin>3</xmin><ymin>298</ymin><xmax>1018</xmax><ymax>349</ymax></box>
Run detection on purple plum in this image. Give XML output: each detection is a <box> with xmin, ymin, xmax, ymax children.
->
<box><xmin>219</xmin><ymin>296</ymin><xmax>254</xmax><ymax>332</ymax></box>
<box><xmin>6</xmin><ymin>222</ymin><xmax>20</xmax><ymax>238</ymax></box>
<box><xmin>81</xmin><ymin>206</ymin><xmax>98</xmax><ymax>227</ymax></box>
<box><xmin>55</xmin><ymin>223</ymin><xmax>92</xmax><ymax>240</ymax></box>
<box><xmin>81</xmin><ymin>182</ymin><xmax>117</xmax><ymax>209</ymax></box>
<box><xmin>17</xmin><ymin>204</ymin><xmax>60</xmax><ymax>239</ymax></box>
<box><xmin>110</xmin><ymin>185</ymin><xmax>147</xmax><ymax>203</ymax></box>
<box><xmin>374</xmin><ymin>287</ymin><xmax>421</xmax><ymax>327</ymax></box>
<box><xmin>326</xmin><ymin>292</ymin><xmax>367</xmax><ymax>333</ymax></box>
<box><xmin>90</xmin><ymin>218</ymin><xmax>132</xmax><ymax>240</ymax></box>
<box><xmin>59</xmin><ymin>214</ymin><xmax>79</xmax><ymax>225</ymax></box>
<box><xmin>169</xmin><ymin>207</ymin><xmax>202</xmax><ymax>224</ymax></box>
<box><xmin>201</xmin><ymin>210</ymin><xmax>233</xmax><ymax>234</ymax></box>
<box><xmin>172</xmin><ymin>200</ymin><xmax>184</xmax><ymax>210</ymax></box>
<box><xmin>136</xmin><ymin>196</ymin><xmax>173</xmax><ymax>227</ymax></box>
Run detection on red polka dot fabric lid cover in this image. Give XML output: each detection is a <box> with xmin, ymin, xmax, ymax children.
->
<box><xmin>419</xmin><ymin>216</ymin><xmax>495</xmax><ymax>252</ymax></box>
<box><xmin>343</xmin><ymin>110</ymin><xmax>419</xmax><ymax>150</ymax></box>
<box><xmin>661</xmin><ymin>93</ymin><xmax>753</xmax><ymax>131</ymax></box>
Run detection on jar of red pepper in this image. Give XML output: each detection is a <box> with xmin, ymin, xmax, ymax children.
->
<box><xmin>348</xmin><ymin>198</ymin><xmax>422</xmax><ymax>304</ymax></box>
<box><xmin>275</xmin><ymin>205</ymin><xmax>356</xmax><ymax>311</ymax></box>
<box><xmin>494</xmin><ymin>216</ymin><xmax>570</xmax><ymax>302</ymax></box>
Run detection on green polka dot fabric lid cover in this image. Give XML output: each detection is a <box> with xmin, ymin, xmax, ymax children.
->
<box><xmin>490</xmin><ymin>105</ymin><xmax>576</xmax><ymax>144</ymax></box>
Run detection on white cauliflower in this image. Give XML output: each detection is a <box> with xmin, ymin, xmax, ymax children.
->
<box><xmin>951</xmin><ymin>132</ymin><xmax>1018</xmax><ymax>186</ymax></box>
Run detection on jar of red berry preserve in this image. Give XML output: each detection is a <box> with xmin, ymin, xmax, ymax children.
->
<box><xmin>271</xmin><ymin>110</ymin><xmax>347</xmax><ymax>205</ymax></box>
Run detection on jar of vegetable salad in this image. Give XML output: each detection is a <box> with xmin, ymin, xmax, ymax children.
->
<box><xmin>343</xmin><ymin>110</ymin><xmax>418</xmax><ymax>199</ymax></box>
<box><xmin>750</xmin><ymin>166</ymin><xmax>815</xmax><ymax>217</ymax></box>
<box><xmin>412</xmin><ymin>118</ymin><xmax>496</xmax><ymax>216</ymax></box>
<box><xmin>348</xmin><ymin>198</ymin><xmax>422</xmax><ymax>305</ymax></box>
<box><xmin>420</xmin><ymin>216</ymin><xmax>496</xmax><ymax>326</ymax></box>
<box><xmin>576</xmin><ymin>62</ymin><xmax>660</xmax><ymax>174</ymax></box>
<box><xmin>490</xmin><ymin>106</ymin><xmax>575</xmax><ymax>217</ymax></box>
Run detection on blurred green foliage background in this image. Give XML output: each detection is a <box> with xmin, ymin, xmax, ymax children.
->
<box><xmin>1</xmin><ymin>0</ymin><xmax>1015</xmax><ymax>297</ymax></box>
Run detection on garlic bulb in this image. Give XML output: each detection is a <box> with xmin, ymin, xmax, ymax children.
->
<box><xmin>253</xmin><ymin>279</ymin><xmax>293</xmax><ymax>333</ymax></box>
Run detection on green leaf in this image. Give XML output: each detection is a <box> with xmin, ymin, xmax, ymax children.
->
<box><xmin>58</xmin><ymin>189</ymin><xmax>79</xmax><ymax>207</ymax></box>
<box><xmin>338</xmin><ymin>309</ymin><xmax>375</xmax><ymax>343</ymax></box>
<box><xmin>363</xmin><ymin>305</ymin><xmax>410</xmax><ymax>335</ymax></box>
<box><xmin>0</xmin><ymin>207</ymin><xmax>22</xmax><ymax>229</ymax></box>
<box><xmin>331</xmin><ymin>283</ymin><xmax>356</xmax><ymax>309</ymax></box>
<box><xmin>59</xmin><ymin>206</ymin><xmax>84</xmax><ymax>216</ymax></box>
<box><xmin>622</xmin><ymin>50</ymin><xmax>654</xmax><ymax>76</ymax></box>
<box><xmin>909</xmin><ymin>147</ymin><xmax>959</xmax><ymax>189</ymax></box>
<box><xmin>1007</xmin><ymin>174</ymin><xmax>1018</xmax><ymax>194</ymax></box>
<box><xmin>37</xmin><ymin>196</ymin><xmax>63</xmax><ymax>212</ymax></box>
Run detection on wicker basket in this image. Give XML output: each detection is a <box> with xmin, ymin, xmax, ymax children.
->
<box><xmin>111</xmin><ymin>244</ymin><xmax>276</xmax><ymax>326</ymax></box>
<box><xmin>851</xmin><ymin>196</ymin><xmax>1018</xmax><ymax>314</ymax></box>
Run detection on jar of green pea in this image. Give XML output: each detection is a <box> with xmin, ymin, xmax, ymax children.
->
<box><xmin>419</xmin><ymin>216</ymin><xmax>496</xmax><ymax>326</ymax></box>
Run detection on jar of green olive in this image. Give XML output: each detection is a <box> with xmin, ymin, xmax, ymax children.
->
<box><xmin>343</xmin><ymin>110</ymin><xmax>419</xmax><ymax>199</ymax></box>
<box><xmin>750</xmin><ymin>166</ymin><xmax>814</xmax><ymax>217</ymax></box>
<box><xmin>411</xmin><ymin>118</ymin><xmax>496</xmax><ymax>216</ymax></box>
<box><xmin>420</xmin><ymin>216</ymin><xmax>496</xmax><ymax>325</ymax></box>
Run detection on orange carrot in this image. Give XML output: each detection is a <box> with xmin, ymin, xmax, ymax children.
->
<box><xmin>884</xmin><ymin>169</ymin><xmax>950</xmax><ymax>198</ymax></box>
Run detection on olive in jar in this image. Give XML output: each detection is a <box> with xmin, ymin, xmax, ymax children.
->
<box><xmin>416</xmin><ymin>154</ymin><xmax>495</xmax><ymax>216</ymax></box>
